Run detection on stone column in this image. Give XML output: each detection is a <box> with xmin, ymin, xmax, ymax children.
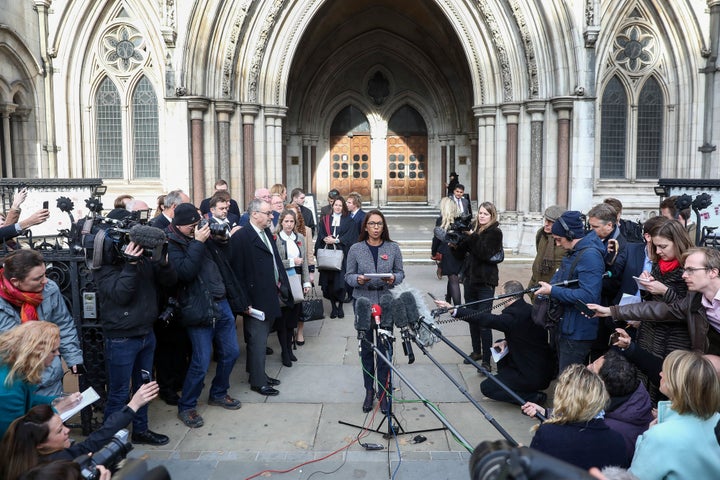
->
<box><xmin>501</xmin><ymin>103</ymin><xmax>521</xmax><ymax>211</ymax></box>
<box><xmin>240</xmin><ymin>104</ymin><xmax>259</xmax><ymax>205</ymax></box>
<box><xmin>477</xmin><ymin>106</ymin><xmax>497</xmax><ymax>205</ymax></box>
<box><xmin>469</xmin><ymin>133</ymin><xmax>478</xmax><ymax>202</ymax></box>
<box><xmin>264</xmin><ymin>106</ymin><xmax>287</xmax><ymax>187</ymax></box>
<box><xmin>34</xmin><ymin>0</ymin><xmax>58</xmax><ymax>177</ymax></box>
<box><xmin>526</xmin><ymin>100</ymin><xmax>546</xmax><ymax>212</ymax></box>
<box><xmin>0</xmin><ymin>104</ymin><xmax>17</xmax><ymax>178</ymax></box>
<box><xmin>188</xmin><ymin>98</ymin><xmax>209</xmax><ymax>204</ymax></box>
<box><xmin>215</xmin><ymin>100</ymin><xmax>236</xmax><ymax>184</ymax></box>
<box><xmin>310</xmin><ymin>136</ymin><xmax>318</xmax><ymax>195</ymax></box>
<box><xmin>552</xmin><ymin>98</ymin><xmax>573</xmax><ymax>208</ymax></box>
<box><xmin>439</xmin><ymin>135</ymin><xmax>448</xmax><ymax>196</ymax></box>
<box><xmin>302</xmin><ymin>135</ymin><xmax>311</xmax><ymax>191</ymax></box>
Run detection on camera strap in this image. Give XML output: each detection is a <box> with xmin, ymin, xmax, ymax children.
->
<box><xmin>88</xmin><ymin>228</ymin><xmax>109</xmax><ymax>270</ymax></box>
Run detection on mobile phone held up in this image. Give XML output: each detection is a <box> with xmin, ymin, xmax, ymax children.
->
<box><xmin>574</xmin><ymin>299</ymin><xmax>595</xmax><ymax>317</ymax></box>
<box><xmin>140</xmin><ymin>369</ymin><xmax>152</xmax><ymax>384</ymax></box>
<box><xmin>609</xmin><ymin>332</ymin><xmax>621</xmax><ymax>346</ymax></box>
<box><xmin>43</xmin><ymin>200</ymin><xmax>49</xmax><ymax>210</ymax></box>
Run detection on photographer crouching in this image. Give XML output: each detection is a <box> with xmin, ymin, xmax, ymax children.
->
<box><xmin>93</xmin><ymin>201</ymin><xmax>177</xmax><ymax>446</ymax></box>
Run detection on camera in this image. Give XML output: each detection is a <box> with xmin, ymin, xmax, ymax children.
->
<box><xmin>75</xmin><ymin>429</ymin><xmax>133</xmax><ymax>480</ymax></box>
<box><xmin>446</xmin><ymin>213</ymin><xmax>473</xmax><ymax>244</ymax></box>
<box><xmin>199</xmin><ymin>218</ymin><xmax>231</xmax><ymax>240</ymax></box>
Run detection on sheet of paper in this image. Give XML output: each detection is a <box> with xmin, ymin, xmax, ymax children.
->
<box><xmin>363</xmin><ymin>273</ymin><xmax>393</xmax><ymax>278</ymax></box>
<box><xmin>248</xmin><ymin>307</ymin><xmax>265</xmax><ymax>321</ymax></box>
<box><xmin>491</xmin><ymin>345</ymin><xmax>508</xmax><ymax>363</ymax></box>
<box><xmin>632</xmin><ymin>276</ymin><xmax>648</xmax><ymax>291</ymax></box>
<box><xmin>619</xmin><ymin>293</ymin><xmax>641</xmax><ymax>306</ymax></box>
<box><xmin>60</xmin><ymin>387</ymin><xmax>100</xmax><ymax>422</ymax></box>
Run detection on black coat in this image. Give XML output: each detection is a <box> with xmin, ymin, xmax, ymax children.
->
<box><xmin>453</xmin><ymin>221</ymin><xmax>503</xmax><ymax>287</ymax></box>
<box><xmin>459</xmin><ymin>299</ymin><xmax>554</xmax><ymax>391</ymax></box>
<box><xmin>314</xmin><ymin>214</ymin><xmax>356</xmax><ymax>298</ymax></box>
<box><xmin>230</xmin><ymin>224</ymin><xmax>291</xmax><ymax>322</ymax></box>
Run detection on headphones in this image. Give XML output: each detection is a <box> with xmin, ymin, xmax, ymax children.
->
<box><xmin>557</xmin><ymin>216</ymin><xmax>574</xmax><ymax>241</ymax></box>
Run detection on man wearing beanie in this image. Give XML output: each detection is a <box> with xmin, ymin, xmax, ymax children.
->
<box><xmin>535</xmin><ymin>210</ymin><xmax>606</xmax><ymax>370</ymax></box>
<box><xmin>529</xmin><ymin>205</ymin><xmax>567</xmax><ymax>290</ymax></box>
<box><xmin>167</xmin><ymin>203</ymin><xmax>249</xmax><ymax>428</ymax></box>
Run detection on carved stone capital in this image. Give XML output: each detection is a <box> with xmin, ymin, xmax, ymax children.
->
<box><xmin>550</xmin><ymin>97</ymin><xmax>575</xmax><ymax>116</ymax></box>
<box><xmin>264</xmin><ymin>105</ymin><xmax>288</xmax><ymax>119</ymax></box>
<box><xmin>584</xmin><ymin>26</ymin><xmax>600</xmax><ymax>48</ymax></box>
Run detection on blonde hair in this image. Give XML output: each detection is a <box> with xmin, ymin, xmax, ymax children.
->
<box><xmin>662</xmin><ymin>350</ymin><xmax>720</xmax><ymax>419</ymax></box>
<box><xmin>439</xmin><ymin>197</ymin><xmax>459</xmax><ymax>230</ymax></box>
<box><xmin>534</xmin><ymin>364</ymin><xmax>608</xmax><ymax>431</ymax></box>
<box><xmin>471</xmin><ymin>201</ymin><xmax>498</xmax><ymax>234</ymax></box>
<box><xmin>0</xmin><ymin>322</ymin><xmax>60</xmax><ymax>387</ymax></box>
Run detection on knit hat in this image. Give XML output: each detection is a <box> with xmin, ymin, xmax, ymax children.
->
<box><xmin>544</xmin><ymin>205</ymin><xmax>566</xmax><ymax>223</ymax></box>
<box><xmin>551</xmin><ymin>210</ymin><xmax>586</xmax><ymax>239</ymax></box>
<box><xmin>172</xmin><ymin>203</ymin><xmax>201</xmax><ymax>226</ymax></box>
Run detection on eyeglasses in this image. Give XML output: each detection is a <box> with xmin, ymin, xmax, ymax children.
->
<box><xmin>683</xmin><ymin>267</ymin><xmax>710</xmax><ymax>275</ymax></box>
<box><xmin>367</xmin><ymin>221</ymin><xmax>384</xmax><ymax>227</ymax></box>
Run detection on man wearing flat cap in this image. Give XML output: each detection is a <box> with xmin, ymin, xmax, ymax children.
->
<box><xmin>167</xmin><ymin>203</ymin><xmax>249</xmax><ymax>428</ymax></box>
<box><xmin>535</xmin><ymin>211</ymin><xmax>605</xmax><ymax>371</ymax></box>
<box><xmin>529</xmin><ymin>205</ymin><xmax>567</xmax><ymax>291</ymax></box>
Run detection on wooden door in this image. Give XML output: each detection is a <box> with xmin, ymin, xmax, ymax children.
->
<box><xmin>329</xmin><ymin>135</ymin><xmax>371</xmax><ymax>198</ymax></box>
<box><xmin>387</xmin><ymin>135</ymin><xmax>427</xmax><ymax>202</ymax></box>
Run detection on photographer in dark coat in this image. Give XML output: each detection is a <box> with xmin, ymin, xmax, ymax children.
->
<box><xmin>93</xmin><ymin>202</ymin><xmax>176</xmax><ymax>445</ymax></box>
<box><xmin>434</xmin><ymin>280</ymin><xmax>554</xmax><ymax>405</ymax></box>
<box><xmin>167</xmin><ymin>203</ymin><xmax>248</xmax><ymax>428</ymax></box>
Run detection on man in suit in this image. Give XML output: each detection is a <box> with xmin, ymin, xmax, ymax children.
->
<box><xmin>451</xmin><ymin>184</ymin><xmax>472</xmax><ymax>217</ymax></box>
<box><xmin>207</xmin><ymin>191</ymin><xmax>240</xmax><ymax>232</ymax></box>
<box><xmin>319</xmin><ymin>188</ymin><xmax>340</xmax><ymax>217</ymax></box>
<box><xmin>238</xmin><ymin>188</ymin><xmax>274</xmax><ymax>227</ymax></box>
<box><xmin>230</xmin><ymin>199</ymin><xmax>292</xmax><ymax>396</ymax></box>
<box><xmin>270</xmin><ymin>193</ymin><xmax>284</xmax><ymax>229</ymax></box>
<box><xmin>199</xmin><ymin>179</ymin><xmax>241</xmax><ymax>218</ymax></box>
<box><xmin>434</xmin><ymin>280</ymin><xmax>554</xmax><ymax>405</ymax></box>
<box><xmin>150</xmin><ymin>189</ymin><xmax>190</xmax><ymax>230</ymax></box>
<box><xmin>291</xmin><ymin>188</ymin><xmax>316</xmax><ymax>237</ymax></box>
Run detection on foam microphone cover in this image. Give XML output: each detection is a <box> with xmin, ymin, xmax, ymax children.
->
<box><xmin>399</xmin><ymin>291</ymin><xmax>420</xmax><ymax>323</ymax></box>
<box><xmin>354</xmin><ymin>297</ymin><xmax>372</xmax><ymax>332</ymax></box>
<box><xmin>129</xmin><ymin>224</ymin><xmax>167</xmax><ymax>249</ymax></box>
<box><xmin>392</xmin><ymin>297</ymin><xmax>409</xmax><ymax>328</ymax></box>
<box><xmin>379</xmin><ymin>294</ymin><xmax>394</xmax><ymax>330</ymax></box>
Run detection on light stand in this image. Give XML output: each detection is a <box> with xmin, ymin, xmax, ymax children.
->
<box><xmin>416</xmin><ymin>317</ymin><xmax>547</xmax><ymax>424</ymax></box>
<box><xmin>338</xmin><ymin>332</ymin><xmax>458</xmax><ymax>445</ymax></box>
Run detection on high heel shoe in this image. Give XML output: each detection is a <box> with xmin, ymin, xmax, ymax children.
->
<box><xmin>362</xmin><ymin>389</ymin><xmax>374</xmax><ymax>413</ymax></box>
<box><xmin>289</xmin><ymin>351</ymin><xmax>298</xmax><ymax>362</ymax></box>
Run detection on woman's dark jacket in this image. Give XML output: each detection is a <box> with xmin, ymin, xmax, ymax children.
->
<box><xmin>453</xmin><ymin>221</ymin><xmax>503</xmax><ymax>287</ymax></box>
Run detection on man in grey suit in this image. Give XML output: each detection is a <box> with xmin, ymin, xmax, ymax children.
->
<box><xmin>451</xmin><ymin>183</ymin><xmax>472</xmax><ymax>217</ymax></box>
<box><xmin>230</xmin><ymin>199</ymin><xmax>292</xmax><ymax>396</ymax></box>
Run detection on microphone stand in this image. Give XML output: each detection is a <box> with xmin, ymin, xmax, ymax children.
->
<box><xmin>409</xmin><ymin>335</ymin><xmax>520</xmax><ymax>446</ymax></box>
<box><xmin>432</xmin><ymin>279</ymin><xmax>580</xmax><ymax>315</ymax></box>
<box><xmin>338</xmin><ymin>332</ymin><xmax>456</xmax><ymax>444</ymax></box>
<box><xmin>416</xmin><ymin>317</ymin><xmax>547</xmax><ymax>423</ymax></box>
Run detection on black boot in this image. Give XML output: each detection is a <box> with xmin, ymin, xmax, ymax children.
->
<box><xmin>337</xmin><ymin>303</ymin><xmax>344</xmax><ymax>318</ymax></box>
<box><xmin>330</xmin><ymin>301</ymin><xmax>338</xmax><ymax>319</ymax></box>
<box><xmin>362</xmin><ymin>389</ymin><xmax>374</xmax><ymax>413</ymax></box>
<box><xmin>286</xmin><ymin>329</ymin><xmax>297</xmax><ymax>361</ymax></box>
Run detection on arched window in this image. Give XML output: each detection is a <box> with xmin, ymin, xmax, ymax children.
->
<box><xmin>600</xmin><ymin>76</ymin><xmax>627</xmax><ymax>178</ymax></box>
<box><xmin>132</xmin><ymin>76</ymin><xmax>159</xmax><ymax>178</ymax></box>
<box><xmin>636</xmin><ymin>77</ymin><xmax>663</xmax><ymax>179</ymax></box>
<box><xmin>95</xmin><ymin>77</ymin><xmax>123</xmax><ymax>179</ymax></box>
<box><xmin>94</xmin><ymin>74</ymin><xmax>159</xmax><ymax>179</ymax></box>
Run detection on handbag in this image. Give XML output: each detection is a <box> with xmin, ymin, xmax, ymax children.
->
<box><xmin>488</xmin><ymin>248</ymin><xmax>504</xmax><ymax>264</ymax></box>
<box><xmin>287</xmin><ymin>272</ymin><xmax>304</xmax><ymax>304</ymax></box>
<box><xmin>301</xmin><ymin>287</ymin><xmax>324</xmax><ymax>321</ymax></box>
<box><xmin>317</xmin><ymin>245</ymin><xmax>344</xmax><ymax>271</ymax></box>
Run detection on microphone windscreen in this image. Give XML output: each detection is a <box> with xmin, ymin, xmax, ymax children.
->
<box><xmin>379</xmin><ymin>294</ymin><xmax>394</xmax><ymax>330</ymax></box>
<box><xmin>129</xmin><ymin>224</ymin><xmax>167</xmax><ymax>249</ymax></box>
<box><xmin>354</xmin><ymin>297</ymin><xmax>372</xmax><ymax>332</ymax></box>
<box><xmin>392</xmin><ymin>297</ymin><xmax>409</xmax><ymax>328</ymax></box>
<box><xmin>399</xmin><ymin>291</ymin><xmax>420</xmax><ymax>323</ymax></box>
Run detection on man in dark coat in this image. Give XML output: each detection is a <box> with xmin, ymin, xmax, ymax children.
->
<box><xmin>230</xmin><ymin>198</ymin><xmax>292</xmax><ymax>396</ymax></box>
<box><xmin>435</xmin><ymin>280</ymin><xmax>554</xmax><ymax>405</ymax></box>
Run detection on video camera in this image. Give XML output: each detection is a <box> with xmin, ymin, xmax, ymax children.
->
<box><xmin>75</xmin><ymin>429</ymin><xmax>132</xmax><ymax>480</ymax></box>
<box><xmin>446</xmin><ymin>213</ymin><xmax>473</xmax><ymax>244</ymax></box>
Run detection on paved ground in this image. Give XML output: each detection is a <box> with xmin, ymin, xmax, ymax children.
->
<box><xmin>71</xmin><ymin>214</ymin><xmax>544</xmax><ymax>480</ymax></box>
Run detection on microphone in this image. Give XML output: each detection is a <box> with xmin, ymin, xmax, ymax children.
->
<box><xmin>354</xmin><ymin>297</ymin><xmax>372</xmax><ymax>354</ymax></box>
<box><xmin>371</xmin><ymin>303</ymin><xmax>382</xmax><ymax>327</ymax></box>
<box><xmin>128</xmin><ymin>224</ymin><xmax>167</xmax><ymax>249</ymax></box>
<box><xmin>393</xmin><ymin>297</ymin><xmax>415</xmax><ymax>364</ymax></box>
<box><xmin>399</xmin><ymin>292</ymin><xmax>421</xmax><ymax>328</ymax></box>
<box><xmin>379</xmin><ymin>294</ymin><xmax>394</xmax><ymax>331</ymax></box>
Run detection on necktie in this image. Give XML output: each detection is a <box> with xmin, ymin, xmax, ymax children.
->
<box><xmin>262</xmin><ymin>230</ymin><xmax>280</xmax><ymax>284</ymax></box>
<box><xmin>457</xmin><ymin>198</ymin><xmax>462</xmax><ymax>212</ymax></box>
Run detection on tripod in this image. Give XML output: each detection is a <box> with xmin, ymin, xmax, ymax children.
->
<box><xmin>339</xmin><ymin>331</ymin><xmax>458</xmax><ymax>444</ymax></box>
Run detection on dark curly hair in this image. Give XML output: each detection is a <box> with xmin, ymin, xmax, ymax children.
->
<box><xmin>598</xmin><ymin>349</ymin><xmax>639</xmax><ymax>397</ymax></box>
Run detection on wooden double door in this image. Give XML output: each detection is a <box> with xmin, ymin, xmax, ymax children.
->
<box><xmin>329</xmin><ymin>135</ymin><xmax>372</xmax><ymax>199</ymax></box>
<box><xmin>386</xmin><ymin>135</ymin><xmax>427</xmax><ymax>202</ymax></box>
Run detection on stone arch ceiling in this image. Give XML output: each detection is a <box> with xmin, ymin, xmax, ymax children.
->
<box><xmin>284</xmin><ymin>0</ymin><xmax>475</xmax><ymax>133</ymax></box>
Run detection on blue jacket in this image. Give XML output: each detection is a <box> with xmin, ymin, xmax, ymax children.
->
<box><xmin>549</xmin><ymin>232</ymin><xmax>605</xmax><ymax>340</ymax></box>
<box><xmin>0</xmin><ymin>363</ymin><xmax>55</xmax><ymax>438</ymax></box>
<box><xmin>0</xmin><ymin>281</ymin><xmax>83</xmax><ymax>396</ymax></box>
<box><xmin>630</xmin><ymin>401</ymin><xmax>720</xmax><ymax>479</ymax></box>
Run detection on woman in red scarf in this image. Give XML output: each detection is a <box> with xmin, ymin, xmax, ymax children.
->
<box><xmin>633</xmin><ymin>219</ymin><xmax>694</xmax><ymax>402</ymax></box>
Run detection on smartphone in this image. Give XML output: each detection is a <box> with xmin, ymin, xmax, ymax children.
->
<box><xmin>73</xmin><ymin>364</ymin><xmax>87</xmax><ymax>375</ymax></box>
<box><xmin>42</xmin><ymin>200</ymin><xmax>49</xmax><ymax>210</ymax></box>
<box><xmin>574</xmin><ymin>299</ymin><xmax>595</xmax><ymax>317</ymax></box>
<box><xmin>609</xmin><ymin>332</ymin><xmax>621</xmax><ymax>346</ymax></box>
<box><xmin>427</xmin><ymin>292</ymin><xmax>438</xmax><ymax>301</ymax></box>
<box><xmin>140</xmin><ymin>369</ymin><xmax>152</xmax><ymax>384</ymax></box>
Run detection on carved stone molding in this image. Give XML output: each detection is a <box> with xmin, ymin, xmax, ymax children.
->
<box><xmin>247</xmin><ymin>0</ymin><xmax>286</xmax><ymax>103</ymax></box>
<box><xmin>476</xmin><ymin>0</ymin><xmax>513</xmax><ymax>102</ymax></box>
<box><xmin>221</xmin><ymin>0</ymin><xmax>253</xmax><ymax>98</ymax></box>
<box><xmin>161</xmin><ymin>0</ymin><xmax>177</xmax><ymax>47</ymax></box>
<box><xmin>508</xmin><ymin>0</ymin><xmax>539</xmax><ymax>98</ymax></box>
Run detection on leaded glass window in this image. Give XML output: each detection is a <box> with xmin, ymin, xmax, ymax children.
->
<box><xmin>600</xmin><ymin>76</ymin><xmax>627</xmax><ymax>178</ymax></box>
<box><xmin>132</xmin><ymin>76</ymin><xmax>159</xmax><ymax>178</ymax></box>
<box><xmin>96</xmin><ymin>78</ymin><xmax>123</xmax><ymax>179</ymax></box>
<box><xmin>636</xmin><ymin>77</ymin><xmax>663</xmax><ymax>179</ymax></box>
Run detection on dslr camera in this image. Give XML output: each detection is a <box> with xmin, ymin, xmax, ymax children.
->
<box><xmin>446</xmin><ymin>213</ymin><xmax>473</xmax><ymax>245</ymax></box>
<box><xmin>75</xmin><ymin>429</ymin><xmax>132</xmax><ymax>480</ymax></box>
<box><xmin>199</xmin><ymin>218</ymin><xmax>231</xmax><ymax>240</ymax></box>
